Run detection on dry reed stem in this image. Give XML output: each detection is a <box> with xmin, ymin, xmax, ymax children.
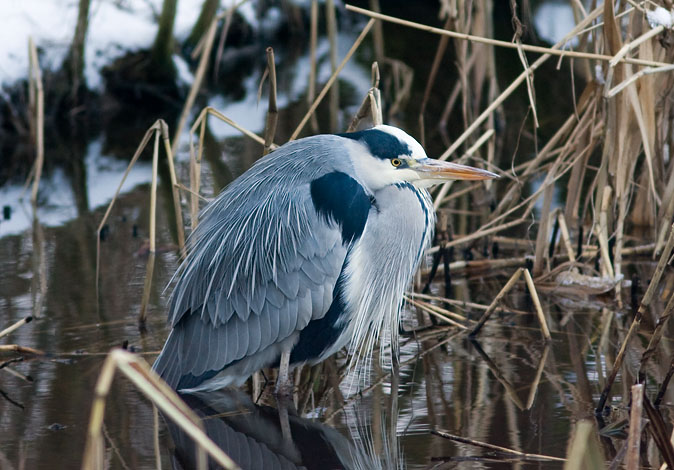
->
<box><xmin>81</xmin><ymin>349</ymin><xmax>239</xmax><ymax>470</ymax></box>
<box><xmin>263</xmin><ymin>47</ymin><xmax>278</xmax><ymax>156</ymax></box>
<box><xmin>410</xmin><ymin>292</ymin><xmax>528</xmax><ymax>315</ymax></box>
<box><xmin>96</xmin><ymin>122</ymin><xmax>160</xmax><ymax>297</ymax></box>
<box><xmin>0</xmin><ymin>316</ymin><xmax>32</xmax><ymax>341</ymax></box>
<box><xmin>432</xmin><ymin>429</ymin><xmax>565</xmax><ymax>462</ymax></box>
<box><xmin>626</xmin><ymin>384</ymin><xmax>644</xmax><ymax>470</ymax></box>
<box><xmin>175</xmin><ymin>182</ymin><xmax>210</xmax><ymax>202</ymax></box>
<box><xmin>289</xmin><ymin>18</ymin><xmax>376</xmax><ymax>141</ymax></box>
<box><xmin>480</xmin><ymin>134</ymin><xmax>597</xmax><ymax>234</ymax></box>
<box><xmin>27</xmin><ymin>37</ymin><xmax>44</xmax><ymax>205</ymax></box>
<box><xmin>187</xmin><ymin>106</ymin><xmax>275</xmax><ymax>226</ymax></box>
<box><xmin>643</xmin><ymin>396</ymin><xmax>674</xmax><ymax>468</ymax></box>
<box><xmin>0</xmin><ymin>345</ymin><xmax>45</xmax><ymax>355</ymax></box>
<box><xmin>346</xmin><ymin>92</ymin><xmax>374</xmax><ymax>132</ymax></box>
<box><xmin>434</xmin><ymin>5</ymin><xmax>605</xmax><ymax>161</ymax></box>
<box><xmin>345</xmin><ymin>5</ymin><xmax>669</xmax><ymax>67</ymax></box>
<box><xmin>627</xmin><ymin>79</ymin><xmax>658</xmax><ymax>206</ymax></box>
<box><xmin>608</xmin><ymin>64</ymin><xmax>674</xmax><ymax>98</ymax></box>
<box><xmin>153</xmin><ymin>405</ymin><xmax>161</xmax><ymax>470</ymax></box>
<box><xmin>525</xmin><ymin>344</ymin><xmax>549</xmax><ymax>410</ymax></box>
<box><xmin>596</xmin><ymin>223</ymin><xmax>674</xmax><ymax>412</ymax></box>
<box><xmin>606</xmin><ymin>24</ymin><xmax>665</xmax><ymax>82</ymax></box>
<box><xmin>514</xmin><ymin>37</ymin><xmax>539</xmax><ymax>128</ymax></box>
<box><xmin>532</xmin><ymin>182</ymin><xmax>555</xmax><ymax>276</ymax></box>
<box><xmin>403</xmin><ymin>295</ymin><xmax>468</xmax><ymax>324</ymax></box>
<box><xmin>138</xmin><ymin>253</ymin><xmax>156</xmax><ymax>326</ymax></box>
<box><xmin>159</xmin><ymin>121</ymin><xmax>185</xmax><ymax>256</ymax></box>
<box><xmin>639</xmin><ymin>293</ymin><xmax>674</xmax><ymax>370</ymax></box>
<box><xmin>191</xmin><ymin>106</ymin><xmax>270</xmax><ymax>147</ymax></box>
<box><xmin>190</xmin><ymin>115</ymin><xmax>206</xmax><ymax>229</ymax></box>
<box><xmin>523</xmin><ymin>268</ymin><xmax>552</xmax><ymax>341</ymax></box>
<box><xmin>443</xmin><ymin>217</ymin><xmax>527</xmax><ymax>249</ymax></box>
<box><xmin>370</xmin><ymin>62</ymin><xmax>383</xmax><ymax>125</ymax></box>
<box><xmin>556</xmin><ymin>211</ymin><xmax>576</xmax><ymax>263</ymax></box>
<box><xmin>172</xmin><ymin>15</ymin><xmax>217</xmax><ymax>156</ymax></box>
<box><xmin>171</xmin><ymin>0</ymin><xmax>247</xmax><ymax>155</ymax></box>
<box><xmin>149</xmin><ymin>129</ymin><xmax>159</xmax><ymax>253</ymax></box>
<box><xmin>346</xmin><ymin>69</ymin><xmax>383</xmax><ymax>132</ymax></box>
<box><xmin>470</xmin><ymin>268</ymin><xmax>523</xmax><ymax>337</ymax></box>
<box><xmin>597</xmin><ymin>186</ymin><xmax>615</xmax><ymax>279</ymax></box>
<box><xmin>408</xmin><ymin>302</ymin><xmax>467</xmax><ymax>329</ymax></box>
<box><xmin>564</xmin><ymin>421</ymin><xmax>604</xmax><ymax>469</ymax></box>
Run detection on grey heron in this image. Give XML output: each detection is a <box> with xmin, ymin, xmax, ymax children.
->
<box><xmin>153</xmin><ymin>125</ymin><xmax>497</xmax><ymax>395</ymax></box>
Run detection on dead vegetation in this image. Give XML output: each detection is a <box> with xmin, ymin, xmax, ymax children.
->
<box><xmin>16</xmin><ymin>0</ymin><xmax>674</xmax><ymax>468</ymax></box>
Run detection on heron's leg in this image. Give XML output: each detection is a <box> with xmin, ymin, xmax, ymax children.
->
<box><xmin>275</xmin><ymin>350</ymin><xmax>293</xmax><ymax>397</ymax></box>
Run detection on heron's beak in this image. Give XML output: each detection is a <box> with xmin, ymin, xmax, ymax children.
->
<box><xmin>412</xmin><ymin>158</ymin><xmax>499</xmax><ymax>181</ymax></box>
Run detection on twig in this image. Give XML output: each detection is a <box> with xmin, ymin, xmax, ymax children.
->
<box><xmin>431</xmin><ymin>429</ymin><xmax>566</xmax><ymax>462</ymax></box>
<box><xmin>0</xmin><ymin>316</ymin><xmax>33</xmax><ymax>341</ymax></box>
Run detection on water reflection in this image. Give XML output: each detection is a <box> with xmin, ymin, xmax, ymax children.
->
<box><xmin>166</xmin><ymin>389</ymin><xmax>401</xmax><ymax>470</ymax></box>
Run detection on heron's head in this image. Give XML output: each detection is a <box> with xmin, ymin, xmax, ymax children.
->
<box><xmin>340</xmin><ymin>125</ymin><xmax>498</xmax><ymax>191</ymax></box>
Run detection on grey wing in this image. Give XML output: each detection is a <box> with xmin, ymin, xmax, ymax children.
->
<box><xmin>153</xmin><ymin>144</ymin><xmax>362</xmax><ymax>388</ymax></box>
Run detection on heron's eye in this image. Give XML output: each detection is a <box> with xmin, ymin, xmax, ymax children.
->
<box><xmin>391</xmin><ymin>158</ymin><xmax>402</xmax><ymax>167</ymax></box>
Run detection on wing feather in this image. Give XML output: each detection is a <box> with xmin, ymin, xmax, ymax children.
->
<box><xmin>156</xmin><ymin>136</ymin><xmax>372</xmax><ymax>387</ymax></box>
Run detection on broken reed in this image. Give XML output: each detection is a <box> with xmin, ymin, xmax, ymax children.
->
<box><xmin>82</xmin><ymin>349</ymin><xmax>238</xmax><ymax>470</ymax></box>
<box><xmin>90</xmin><ymin>1</ymin><xmax>674</xmax><ymax>466</ymax></box>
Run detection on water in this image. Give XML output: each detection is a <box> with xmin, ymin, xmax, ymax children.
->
<box><xmin>2</xmin><ymin>2</ymin><xmax>672</xmax><ymax>469</ymax></box>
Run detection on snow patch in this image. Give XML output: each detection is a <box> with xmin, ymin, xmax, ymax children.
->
<box><xmin>646</xmin><ymin>7</ymin><xmax>674</xmax><ymax>29</ymax></box>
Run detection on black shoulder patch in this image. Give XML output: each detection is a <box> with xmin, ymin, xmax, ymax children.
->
<box><xmin>338</xmin><ymin>129</ymin><xmax>411</xmax><ymax>160</ymax></box>
<box><xmin>310</xmin><ymin>172</ymin><xmax>370</xmax><ymax>243</ymax></box>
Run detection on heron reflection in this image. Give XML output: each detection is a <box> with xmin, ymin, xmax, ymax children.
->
<box><xmin>165</xmin><ymin>389</ymin><xmax>402</xmax><ymax>470</ymax></box>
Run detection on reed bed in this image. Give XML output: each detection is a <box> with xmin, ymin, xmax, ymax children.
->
<box><xmin>82</xmin><ymin>0</ymin><xmax>674</xmax><ymax>468</ymax></box>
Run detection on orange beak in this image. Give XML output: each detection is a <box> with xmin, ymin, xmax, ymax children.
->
<box><xmin>413</xmin><ymin>158</ymin><xmax>499</xmax><ymax>181</ymax></box>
